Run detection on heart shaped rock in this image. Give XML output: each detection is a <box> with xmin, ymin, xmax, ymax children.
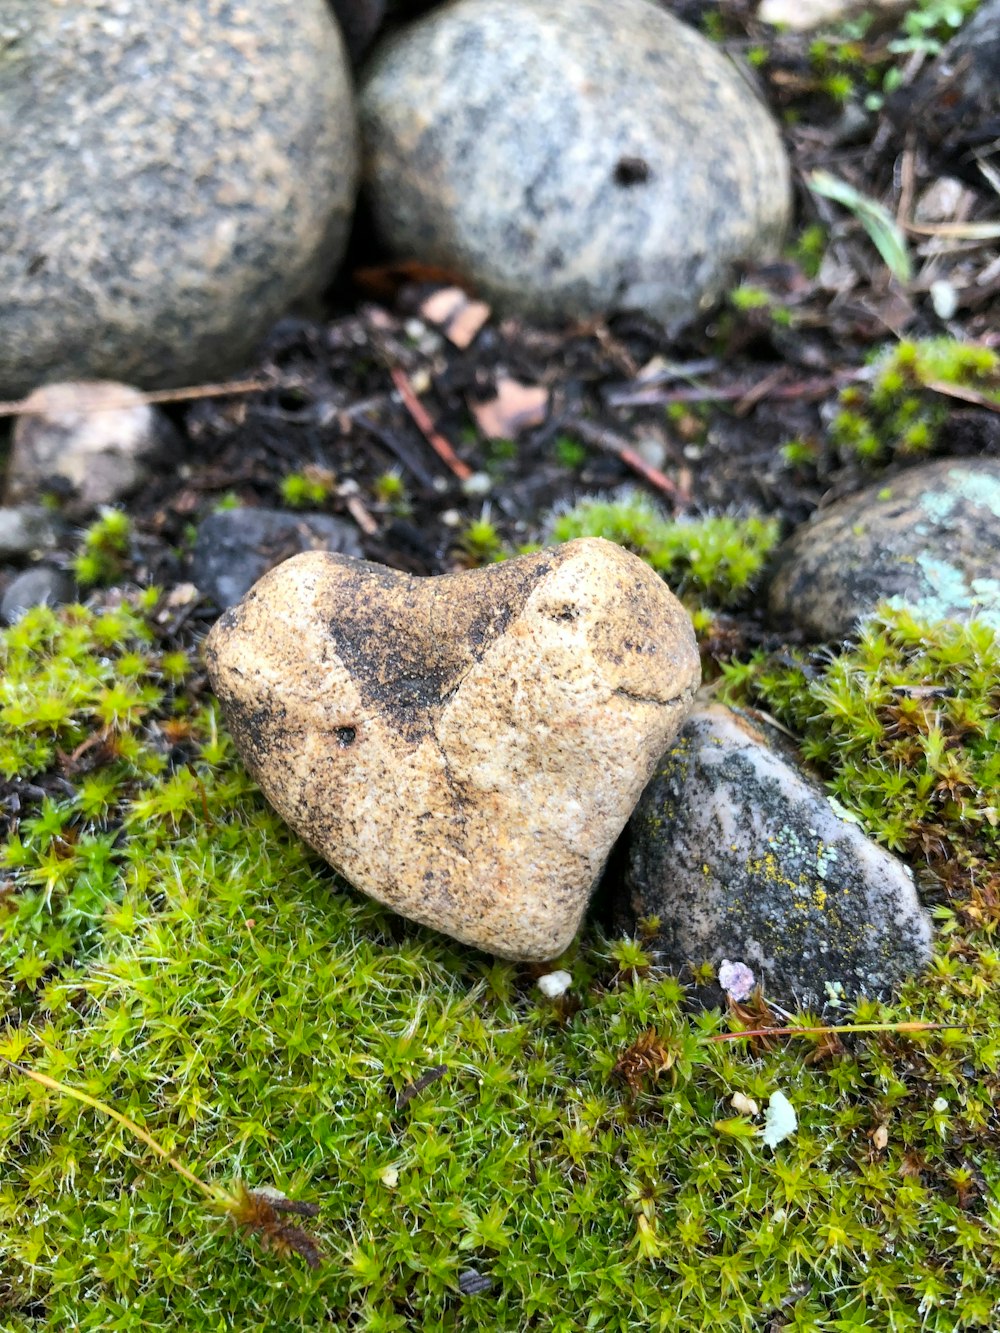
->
<box><xmin>204</xmin><ymin>538</ymin><xmax>700</xmax><ymax>959</ymax></box>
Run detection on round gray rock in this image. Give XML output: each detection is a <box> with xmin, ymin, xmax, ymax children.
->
<box><xmin>191</xmin><ymin>507</ymin><xmax>364</xmax><ymax>609</ymax></box>
<box><xmin>0</xmin><ymin>505</ymin><xmax>64</xmax><ymax>560</ymax></box>
<box><xmin>360</xmin><ymin>0</ymin><xmax>791</xmax><ymax>326</ymax></box>
<box><xmin>1</xmin><ymin>565</ymin><xmax>75</xmax><ymax>624</ymax></box>
<box><xmin>624</xmin><ymin>702</ymin><xmax>933</xmax><ymax>1008</ymax></box>
<box><xmin>769</xmin><ymin>459</ymin><xmax>1000</xmax><ymax>640</ymax></box>
<box><xmin>0</xmin><ymin>0</ymin><xmax>358</xmax><ymax>395</ymax></box>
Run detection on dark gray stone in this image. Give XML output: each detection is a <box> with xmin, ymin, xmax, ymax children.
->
<box><xmin>0</xmin><ymin>0</ymin><xmax>358</xmax><ymax>395</ymax></box>
<box><xmin>769</xmin><ymin>459</ymin><xmax>1000</xmax><ymax>640</ymax></box>
<box><xmin>624</xmin><ymin>703</ymin><xmax>933</xmax><ymax>1008</ymax></box>
<box><xmin>360</xmin><ymin>0</ymin><xmax>790</xmax><ymax>327</ymax></box>
<box><xmin>0</xmin><ymin>505</ymin><xmax>64</xmax><ymax>560</ymax></box>
<box><xmin>1</xmin><ymin>565</ymin><xmax>75</xmax><ymax>624</ymax></box>
<box><xmin>191</xmin><ymin>508</ymin><xmax>364</xmax><ymax>609</ymax></box>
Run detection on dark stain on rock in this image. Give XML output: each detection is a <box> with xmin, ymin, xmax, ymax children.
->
<box><xmin>324</xmin><ymin>553</ymin><xmax>553</xmax><ymax>741</ymax></box>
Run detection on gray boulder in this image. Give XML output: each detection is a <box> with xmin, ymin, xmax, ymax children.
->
<box><xmin>624</xmin><ymin>703</ymin><xmax>933</xmax><ymax>1008</ymax></box>
<box><xmin>769</xmin><ymin>459</ymin><xmax>1000</xmax><ymax>640</ymax></box>
<box><xmin>0</xmin><ymin>0</ymin><xmax>358</xmax><ymax>395</ymax></box>
<box><xmin>360</xmin><ymin>0</ymin><xmax>791</xmax><ymax>327</ymax></box>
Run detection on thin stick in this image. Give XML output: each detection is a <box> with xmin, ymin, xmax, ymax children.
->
<box><xmin>0</xmin><ymin>377</ymin><xmax>269</xmax><ymax>420</ymax></box>
<box><xmin>566</xmin><ymin>418</ymin><xmax>685</xmax><ymax>504</ymax></box>
<box><xmin>925</xmin><ymin>380</ymin><xmax>1000</xmax><ymax>415</ymax></box>
<box><xmin>2</xmin><ymin>1057</ymin><xmax>235</xmax><ymax>1208</ymax></box>
<box><xmin>389</xmin><ymin>366</ymin><xmax>473</xmax><ymax>481</ymax></box>
<box><xmin>708</xmin><ymin>1021</ymin><xmax>959</xmax><ymax>1043</ymax></box>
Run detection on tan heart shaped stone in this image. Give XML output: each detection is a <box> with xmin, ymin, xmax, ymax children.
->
<box><xmin>204</xmin><ymin>537</ymin><xmax>700</xmax><ymax>959</ymax></box>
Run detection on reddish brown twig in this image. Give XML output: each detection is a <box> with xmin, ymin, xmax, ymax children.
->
<box><xmin>566</xmin><ymin>418</ymin><xmax>686</xmax><ymax>505</ymax></box>
<box><xmin>390</xmin><ymin>366</ymin><xmax>473</xmax><ymax>481</ymax></box>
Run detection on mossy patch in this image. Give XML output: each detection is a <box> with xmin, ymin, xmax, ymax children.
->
<box><xmin>1</xmin><ymin>599</ymin><xmax>999</xmax><ymax>1329</ymax></box>
<box><xmin>830</xmin><ymin>339</ymin><xmax>1000</xmax><ymax>465</ymax></box>
<box><xmin>550</xmin><ymin>495</ymin><xmax>780</xmax><ymax>607</ymax></box>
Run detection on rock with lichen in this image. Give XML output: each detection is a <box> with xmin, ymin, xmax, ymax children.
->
<box><xmin>623</xmin><ymin>701</ymin><xmax>933</xmax><ymax>1007</ymax></box>
<box><xmin>205</xmin><ymin>538</ymin><xmax>701</xmax><ymax>961</ymax></box>
<box><xmin>768</xmin><ymin>459</ymin><xmax>1000</xmax><ymax>640</ymax></box>
<box><xmin>0</xmin><ymin>0</ymin><xmax>358</xmax><ymax>394</ymax></box>
<box><xmin>359</xmin><ymin>0</ymin><xmax>791</xmax><ymax>327</ymax></box>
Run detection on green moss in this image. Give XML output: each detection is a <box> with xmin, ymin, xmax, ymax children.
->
<box><xmin>280</xmin><ymin>468</ymin><xmax>335</xmax><ymax>509</ymax></box>
<box><xmin>372</xmin><ymin>470</ymin><xmax>411</xmax><ymax>518</ymax></box>
<box><xmin>551</xmin><ymin>495</ymin><xmax>780</xmax><ymax>607</ymax></box>
<box><xmin>72</xmin><ymin>510</ymin><xmax>132</xmax><ymax>587</ymax></box>
<box><xmin>2</xmin><ymin>605</ymin><xmax>1000</xmax><ymax>1330</ymax></box>
<box><xmin>456</xmin><ymin>512</ymin><xmax>504</xmax><ymax>566</ymax></box>
<box><xmin>832</xmin><ymin>339</ymin><xmax>1000</xmax><ymax>465</ymax></box>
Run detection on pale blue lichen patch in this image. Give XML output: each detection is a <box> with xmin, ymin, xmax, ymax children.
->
<box><xmin>886</xmin><ymin>553</ymin><xmax>1000</xmax><ymax>630</ymax></box>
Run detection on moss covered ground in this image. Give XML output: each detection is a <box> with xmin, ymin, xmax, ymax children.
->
<box><xmin>1</xmin><ymin>584</ymin><xmax>998</xmax><ymax>1332</ymax></box>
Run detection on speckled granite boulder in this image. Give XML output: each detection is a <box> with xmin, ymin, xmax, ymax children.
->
<box><xmin>205</xmin><ymin>539</ymin><xmax>701</xmax><ymax>959</ymax></box>
<box><xmin>5</xmin><ymin>382</ymin><xmax>176</xmax><ymax>511</ymax></box>
<box><xmin>624</xmin><ymin>703</ymin><xmax>933</xmax><ymax>1007</ymax></box>
<box><xmin>769</xmin><ymin>459</ymin><xmax>1000</xmax><ymax>640</ymax></box>
<box><xmin>359</xmin><ymin>0</ymin><xmax>791</xmax><ymax>326</ymax></box>
<box><xmin>0</xmin><ymin>0</ymin><xmax>358</xmax><ymax>395</ymax></box>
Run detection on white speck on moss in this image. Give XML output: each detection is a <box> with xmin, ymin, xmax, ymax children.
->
<box><xmin>537</xmin><ymin>970</ymin><xmax>572</xmax><ymax>998</ymax></box>
<box><xmin>763</xmin><ymin>1090</ymin><xmax>797</xmax><ymax>1149</ymax></box>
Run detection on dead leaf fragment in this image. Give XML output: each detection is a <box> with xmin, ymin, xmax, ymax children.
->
<box><xmin>872</xmin><ymin>1124</ymin><xmax>889</xmax><ymax>1152</ymax></box>
<box><xmin>420</xmin><ymin>287</ymin><xmax>491</xmax><ymax>349</ymax></box>
<box><xmin>471</xmin><ymin>377</ymin><xmax>549</xmax><ymax>440</ymax></box>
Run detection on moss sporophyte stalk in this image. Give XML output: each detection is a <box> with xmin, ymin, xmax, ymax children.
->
<box><xmin>2</xmin><ymin>593</ymin><xmax>999</xmax><ymax>1327</ymax></box>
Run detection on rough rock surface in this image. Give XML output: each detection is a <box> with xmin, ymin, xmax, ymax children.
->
<box><xmin>205</xmin><ymin>538</ymin><xmax>701</xmax><ymax>959</ymax></box>
<box><xmin>624</xmin><ymin>702</ymin><xmax>933</xmax><ymax>1007</ymax></box>
<box><xmin>1</xmin><ymin>565</ymin><xmax>74</xmax><ymax>625</ymax></box>
<box><xmin>0</xmin><ymin>505</ymin><xmax>64</xmax><ymax>560</ymax></box>
<box><xmin>360</xmin><ymin>0</ymin><xmax>790</xmax><ymax>327</ymax></box>
<box><xmin>5</xmin><ymin>382</ymin><xmax>175</xmax><ymax>511</ymax></box>
<box><xmin>0</xmin><ymin>0</ymin><xmax>357</xmax><ymax>395</ymax></box>
<box><xmin>769</xmin><ymin>459</ymin><xmax>1000</xmax><ymax>640</ymax></box>
<box><xmin>191</xmin><ymin>508</ymin><xmax>364</xmax><ymax>610</ymax></box>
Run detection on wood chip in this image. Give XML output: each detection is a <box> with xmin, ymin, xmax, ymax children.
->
<box><xmin>470</xmin><ymin>377</ymin><xmax>549</xmax><ymax>439</ymax></box>
<box><xmin>420</xmin><ymin>286</ymin><xmax>491</xmax><ymax>348</ymax></box>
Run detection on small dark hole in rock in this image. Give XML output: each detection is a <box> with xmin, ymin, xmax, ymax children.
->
<box><xmin>335</xmin><ymin>726</ymin><xmax>357</xmax><ymax>747</ymax></box>
<box><xmin>614</xmin><ymin>156</ymin><xmax>650</xmax><ymax>187</ymax></box>
<box><xmin>553</xmin><ymin>605</ymin><xmax>579</xmax><ymax>622</ymax></box>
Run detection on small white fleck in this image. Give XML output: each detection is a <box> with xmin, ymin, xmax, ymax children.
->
<box><xmin>537</xmin><ymin>969</ymin><xmax>572</xmax><ymax>998</ymax></box>
<box><xmin>731</xmin><ymin>1091</ymin><xmax>759</xmax><ymax>1117</ymax></box>
<box><xmin>930</xmin><ymin>280</ymin><xmax>958</xmax><ymax>321</ymax></box>
<box><xmin>932</xmin><ymin>1096</ymin><xmax>949</xmax><ymax>1114</ymax></box>
<box><xmin>379</xmin><ymin>1165</ymin><xmax>399</xmax><ymax>1188</ymax></box>
<box><xmin>762</xmin><ymin>1091</ymin><xmax>797</xmax><ymax>1149</ymax></box>
<box><xmin>461</xmin><ymin>471</ymin><xmax>493</xmax><ymax>498</ymax></box>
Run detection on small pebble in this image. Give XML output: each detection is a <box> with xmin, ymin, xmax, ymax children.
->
<box><xmin>536</xmin><ymin>970</ymin><xmax>572</xmax><ymax>998</ymax></box>
<box><xmin>1</xmin><ymin>565</ymin><xmax>75</xmax><ymax>624</ymax></box>
<box><xmin>0</xmin><ymin>505</ymin><xmax>64</xmax><ymax>560</ymax></box>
